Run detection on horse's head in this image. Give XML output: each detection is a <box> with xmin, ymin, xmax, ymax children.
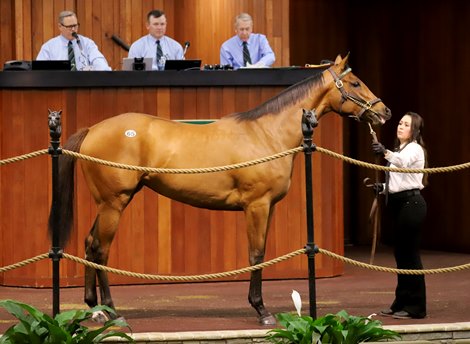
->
<box><xmin>324</xmin><ymin>54</ymin><xmax>391</xmax><ymax>125</ymax></box>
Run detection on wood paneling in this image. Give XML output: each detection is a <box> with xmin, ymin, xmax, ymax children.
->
<box><xmin>290</xmin><ymin>0</ymin><xmax>470</xmax><ymax>251</ymax></box>
<box><xmin>0</xmin><ymin>83</ymin><xmax>344</xmax><ymax>287</ymax></box>
<box><xmin>1</xmin><ymin>0</ymin><xmax>289</xmax><ymax>70</ymax></box>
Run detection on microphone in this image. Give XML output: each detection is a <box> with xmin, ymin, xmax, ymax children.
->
<box><xmin>71</xmin><ymin>32</ymin><xmax>91</xmax><ymax>70</ymax></box>
<box><xmin>111</xmin><ymin>34</ymin><xmax>130</xmax><ymax>52</ymax></box>
<box><xmin>72</xmin><ymin>32</ymin><xmax>82</xmax><ymax>51</ymax></box>
<box><xmin>182</xmin><ymin>41</ymin><xmax>190</xmax><ymax>60</ymax></box>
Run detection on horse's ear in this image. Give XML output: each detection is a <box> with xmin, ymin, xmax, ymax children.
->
<box><xmin>335</xmin><ymin>53</ymin><xmax>350</xmax><ymax>71</ymax></box>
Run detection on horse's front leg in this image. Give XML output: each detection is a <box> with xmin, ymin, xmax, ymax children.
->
<box><xmin>245</xmin><ymin>202</ymin><xmax>276</xmax><ymax>325</ymax></box>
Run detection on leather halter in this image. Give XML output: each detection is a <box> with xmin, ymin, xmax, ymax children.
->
<box><xmin>328</xmin><ymin>67</ymin><xmax>382</xmax><ymax>121</ymax></box>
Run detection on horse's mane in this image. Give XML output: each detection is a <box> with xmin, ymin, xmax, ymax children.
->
<box><xmin>228</xmin><ymin>72</ymin><xmax>324</xmax><ymax>121</ymax></box>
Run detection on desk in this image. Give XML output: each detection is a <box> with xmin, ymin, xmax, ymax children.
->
<box><xmin>0</xmin><ymin>70</ymin><xmax>344</xmax><ymax>287</ymax></box>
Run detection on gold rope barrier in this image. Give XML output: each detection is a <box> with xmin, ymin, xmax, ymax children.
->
<box><xmin>0</xmin><ymin>253</ymin><xmax>49</xmax><ymax>273</ymax></box>
<box><xmin>315</xmin><ymin>146</ymin><xmax>470</xmax><ymax>174</ymax></box>
<box><xmin>1</xmin><ymin>147</ymin><xmax>469</xmax><ymax>174</ymax></box>
<box><xmin>61</xmin><ymin>147</ymin><xmax>470</xmax><ymax>175</ymax></box>
<box><xmin>61</xmin><ymin>147</ymin><xmax>304</xmax><ymax>174</ymax></box>
<box><xmin>0</xmin><ymin>149</ymin><xmax>49</xmax><ymax>166</ymax></box>
<box><xmin>62</xmin><ymin>249</ymin><xmax>306</xmax><ymax>281</ymax></box>
<box><xmin>1</xmin><ymin>249</ymin><xmax>469</xmax><ymax>279</ymax></box>
<box><xmin>318</xmin><ymin>248</ymin><xmax>470</xmax><ymax>274</ymax></box>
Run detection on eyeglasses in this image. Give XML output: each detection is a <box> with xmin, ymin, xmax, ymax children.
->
<box><xmin>60</xmin><ymin>23</ymin><xmax>80</xmax><ymax>30</ymax></box>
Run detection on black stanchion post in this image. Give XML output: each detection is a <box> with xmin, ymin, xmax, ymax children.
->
<box><xmin>301</xmin><ymin>109</ymin><xmax>319</xmax><ymax>318</ymax></box>
<box><xmin>47</xmin><ymin>110</ymin><xmax>63</xmax><ymax>317</ymax></box>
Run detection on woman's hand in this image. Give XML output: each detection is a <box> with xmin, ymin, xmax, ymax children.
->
<box><xmin>372</xmin><ymin>142</ymin><xmax>386</xmax><ymax>155</ymax></box>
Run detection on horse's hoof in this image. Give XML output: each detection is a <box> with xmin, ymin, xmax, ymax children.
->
<box><xmin>91</xmin><ymin>310</ymin><xmax>109</xmax><ymax>323</ymax></box>
<box><xmin>259</xmin><ymin>314</ymin><xmax>277</xmax><ymax>326</ymax></box>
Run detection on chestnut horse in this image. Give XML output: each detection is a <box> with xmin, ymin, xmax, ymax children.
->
<box><xmin>49</xmin><ymin>55</ymin><xmax>391</xmax><ymax>325</ymax></box>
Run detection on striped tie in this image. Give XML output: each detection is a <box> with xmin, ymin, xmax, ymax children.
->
<box><xmin>156</xmin><ymin>40</ymin><xmax>163</xmax><ymax>69</ymax></box>
<box><xmin>68</xmin><ymin>41</ymin><xmax>76</xmax><ymax>71</ymax></box>
<box><xmin>242</xmin><ymin>41</ymin><xmax>251</xmax><ymax>66</ymax></box>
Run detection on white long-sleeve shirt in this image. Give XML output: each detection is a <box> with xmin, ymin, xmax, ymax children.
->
<box><xmin>385</xmin><ymin>141</ymin><xmax>425</xmax><ymax>193</ymax></box>
<box><xmin>36</xmin><ymin>34</ymin><xmax>111</xmax><ymax>71</ymax></box>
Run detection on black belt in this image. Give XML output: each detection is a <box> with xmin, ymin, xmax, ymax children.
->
<box><xmin>389</xmin><ymin>189</ymin><xmax>420</xmax><ymax>199</ymax></box>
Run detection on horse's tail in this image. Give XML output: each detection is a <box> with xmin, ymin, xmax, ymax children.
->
<box><xmin>48</xmin><ymin>128</ymin><xmax>89</xmax><ymax>247</ymax></box>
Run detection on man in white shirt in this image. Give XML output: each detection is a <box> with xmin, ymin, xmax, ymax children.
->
<box><xmin>128</xmin><ymin>10</ymin><xmax>183</xmax><ymax>71</ymax></box>
<box><xmin>36</xmin><ymin>11</ymin><xmax>111</xmax><ymax>71</ymax></box>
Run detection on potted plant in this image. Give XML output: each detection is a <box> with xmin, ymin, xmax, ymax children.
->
<box><xmin>266</xmin><ymin>291</ymin><xmax>400</xmax><ymax>344</ymax></box>
<box><xmin>0</xmin><ymin>299</ymin><xmax>134</xmax><ymax>343</ymax></box>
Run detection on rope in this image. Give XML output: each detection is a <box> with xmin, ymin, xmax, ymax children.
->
<box><xmin>1</xmin><ymin>249</ymin><xmax>469</xmax><ymax>280</ymax></box>
<box><xmin>318</xmin><ymin>248</ymin><xmax>470</xmax><ymax>275</ymax></box>
<box><xmin>315</xmin><ymin>146</ymin><xmax>470</xmax><ymax>174</ymax></box>
<box><xmin>0</xmin><ymin>253</ymin><xmax>49</xmax><ymax>273</ymax></box>
<box><xmin>0</xmin><ymin>149</ymin><xmax>49</xmax><ymax>166</ymax></box>
<box><xmin>62</xmin><ymin>147</ymin><xmax>304</xmax><ymax>174</ymax></box>
<box><xmin>62</xmin><ymin>249</ymin><xmax>306</xmax><ymax>281</ymax></box>
<box><xmin>1</xmin><ymin>147</ymin><xmax>469</xmax><ymax>174</ymax></box>
<box><xmin>63</xmin><ymin>147</ymin><xmax>470</xmax><ymax>175</ymax></box>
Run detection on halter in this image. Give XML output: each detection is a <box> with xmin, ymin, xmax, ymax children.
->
<box><xmin>328</xmin><ymin>67</ymin><xmax>382</xmax><ymax>121</ymax></box>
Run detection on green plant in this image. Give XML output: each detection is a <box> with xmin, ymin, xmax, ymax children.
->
<box><xmin>267</xmin><ymin>310</ymin><xmax>401</xmax><ymax>344</ymax></box>
<box><xmin>266</xmin><ymin>291</ymin><xmax>400</xmax><ymax>344</ymax></box>
<box><xmin>0</xmin><ymin>299</ymin><xmax>134</xmax><ymax>343</ymax></box>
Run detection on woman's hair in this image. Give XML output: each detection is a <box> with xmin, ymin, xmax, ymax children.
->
<box><xmin>394</xmin><ymin>111</ymin><xmax>428</xmax><ymax>185</ymax></box>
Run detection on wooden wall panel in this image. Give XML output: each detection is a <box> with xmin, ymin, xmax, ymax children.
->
<box><xmin>290</xmin><ymin>0</ymin><xmax>470</xmax><ymax>251</ymax></box>
<box><xmin>0</xmin><ymin>84</ymin><xmax>343</xmax><ymax>287</ymax></box>
<box><xmin>1</xmin><ymin>0</ymin><xmax>289</xmax><ymax>70</ymax></box>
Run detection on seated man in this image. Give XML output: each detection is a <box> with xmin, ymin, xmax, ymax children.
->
<box><xmin>36</xmin><ymin>10</ymin><xmax>111</xmax><ymax>71</ymax></box>
<box><xmin>128</xmin><ymin>9</ymin><xmax>183</xmax><ymax>71</ymax></box>
<box><xmin>220</xmin><ymin>13</ymin><xmax>275</xmax><ymax>69</ymax></box>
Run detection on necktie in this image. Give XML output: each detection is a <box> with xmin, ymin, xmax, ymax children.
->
<box><xmin>68</xmin><ymin>41</ymin><xmax>76</xmax><ymax>71</ymax></box>
<box><xmin>156</xmin><ymin>40</ymin><xmax>163</xmax><ymax>69</ymax></box>
<box><xmin>242</xmin><ymin>41</ymin><xmax>251</xmax><ymax>66</ymax></box>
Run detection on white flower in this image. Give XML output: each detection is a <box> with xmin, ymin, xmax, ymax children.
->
<box><xmin>366</xmin><ymin>313</ymin><xmax>377</xmax><ymax>324</ymax></box>
<box><xmin>291</xmin><ymin>289</ymin><xmax>302</xmax><ymax>316</ymax></box>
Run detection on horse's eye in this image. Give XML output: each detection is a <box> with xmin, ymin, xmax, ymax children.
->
<box><xmin>351</xmin><ymin>81</ymin><xmax>360</xmax><ymax>88</ymax></box>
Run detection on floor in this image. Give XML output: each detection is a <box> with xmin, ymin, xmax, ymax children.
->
<box><xmin>1</xmin><ymin>245</ymin><xmax>469</xmax><ymax>333</ymax></box>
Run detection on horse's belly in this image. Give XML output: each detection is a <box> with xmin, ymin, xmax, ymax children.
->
<box><xmin>143</xmin><ymin>175</ymin><xmax>243</xmax><ymax>211</ymax></box>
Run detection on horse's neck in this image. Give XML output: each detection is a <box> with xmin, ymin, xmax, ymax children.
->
<box><xmin>262</xmin><ymin>82</ymin><xmax>330</xmax><ymax>148</ymax></box>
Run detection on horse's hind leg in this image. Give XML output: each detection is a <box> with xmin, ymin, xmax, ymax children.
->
<box><xmin>84</xmin><ymin>204</ymin><xmax>124</xmax><ymax>321</ymax></box>
<box><xmin>84</xmin><ymin>217</ymin><xmax>99</xmax><ymax>309</ymax></box>
<box><xmin>245</xmin><ymin>202</ymin><xmax>276</xmax><ymax>325</ymax></box>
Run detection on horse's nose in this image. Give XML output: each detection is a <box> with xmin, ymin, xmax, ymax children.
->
<box><xmin>385</xmin><ymin>107</ymin><xmax>392</xmax><ymax>119</ymax></box>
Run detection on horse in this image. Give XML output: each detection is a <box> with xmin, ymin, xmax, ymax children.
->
<box><xmin>49</xmin><ymin>54</ymin><xmax>391</xmax><ymax>325</ymax></box>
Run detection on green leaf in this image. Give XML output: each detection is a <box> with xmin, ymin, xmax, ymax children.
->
<box><xmin>266</xmin><ymin>309</ymin><xmax>400</xmax><ymax>344</ymax></box>
<box><xmin>0</xmin><ymin>300</ymin><xmax>134</xmax><ymax>344</ymax></box>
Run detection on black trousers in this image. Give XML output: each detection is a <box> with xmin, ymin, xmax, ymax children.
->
<box><xmin>387</xmin><ymin>190</ymin><xmax>427</xmax><ymax>318</ymax></box>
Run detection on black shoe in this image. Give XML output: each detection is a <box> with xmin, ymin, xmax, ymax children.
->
<box><xmin>392</xmin><ymin>311</ymin><xmax>412</xmax><ymax>319</ymax></box>
<box><xmin>379</xmin><ymin>308</ymin><xmax>395</xmax><ymax>317</ymax></box>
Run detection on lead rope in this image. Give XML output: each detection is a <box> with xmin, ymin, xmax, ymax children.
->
<box><xmin>367</xmin><ymin>122</ymin><xmax>381</xmax><ymax>264</ymax></box>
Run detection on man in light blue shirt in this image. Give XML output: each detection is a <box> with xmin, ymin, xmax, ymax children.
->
<box><xmin>36</xmin><ymin>11</ymin><xmax>111</xmax><ymax>71</ymax></box>
<box><xmin>220</xmin><ymin>13</ymin><xmax>275</xmax><ymax>70</ymax></box>
<box><xmin>128</xmin><ymin>10</ymin><xmax>183</xmax><ymax>71</ymax></box>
